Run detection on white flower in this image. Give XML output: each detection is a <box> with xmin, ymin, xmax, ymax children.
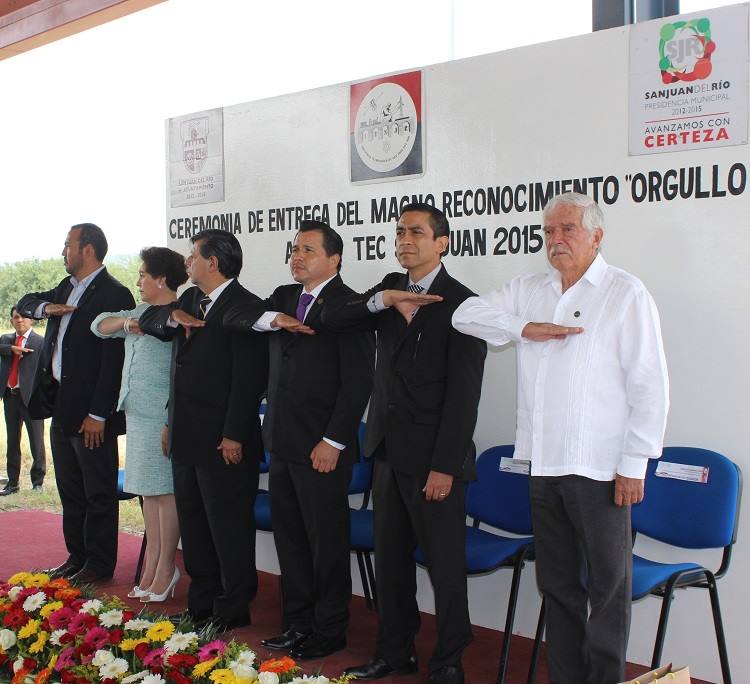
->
<box><xmin>0</xmin><ymin>628</ymin><xmax>17</xmax><ymax>651</ymax></box>
<box><xmin>141</xmin><ymin>675</ymin><xmax>165</xmax><ymax>684</ymax></box>
<box><xmin>99</xmin><ymin>657</ymin><xmax>129</xmax><ymax>678</ymax></box>
<box><xmin>163</xmin><ymin>630</ymin><xmax>198</xmax><ymax>654</ymax></box>
<box><xmin>8</xmin><ymin>586</ymin><xmax>22</xmax><ymax>602</ymax></box>
<box><xmin>49</xmin><ymin>629</ymin><xmax>67</xmax><ymax>646</ymax></box>
<box><xmin>92</xmin><ymin>649</ymin><xmax>116</xmax><ymax>667</ymax></box>
<box><xmin>233</xmin><ymin>649</ymin><xmax>257</xmax><ymax>667</ymax></box>
<box><xmin>99</xmin><ymin>609</ymin><xmax>124</xmax><ymax>628</ymax></box>
<box><xmin>229</xmin><ymin>663</ymin><xmax>257</xmax><ymax>679</ymax></box>
<box><xmin>258</xmin><ymin>673</ymin><xmax>280</xmax><ymax>684</ymax></box>
<box><xmin>290</xmin><ymin>677</ymin><xmax>329</xmax><ymax>684</ymax></box>
<box><xmin>22</xmin><ymin>591</ymin><xmax>46</xmax><ymax>613</ymax></box>
<box><xmin>124</xmin><ymin>618</ymin><xmax>153</xmax><ymax>631</ymax></box>
<box><xmin>122</xmin><ymin>670</ymin><xmax>150</xmax><ymax>683</ymax></box>
<box><xmin>80</xmin><ymin>598</ymin><xmax>103</xmax><ymax>614</ymax></box>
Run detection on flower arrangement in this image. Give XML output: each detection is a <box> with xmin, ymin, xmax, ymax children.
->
<box><xmin>0</xmin><ymin>572</ymin><xmax>353</xmax><ymax>684</ymax></box>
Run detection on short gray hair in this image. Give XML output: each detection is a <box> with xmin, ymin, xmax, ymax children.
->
<box><xmin>543</xmin><ymin>192</ymin><xmax>605</xmax><ymax>235</ymax></box>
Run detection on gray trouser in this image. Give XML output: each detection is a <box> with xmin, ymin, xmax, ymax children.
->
<box><xmin>530</xmin><ymin>475</ymin><xmax>632</xmax><ymax>684</ymax></box>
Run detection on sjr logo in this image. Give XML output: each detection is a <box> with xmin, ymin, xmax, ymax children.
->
<box><xmin>659</xmin><ymin>18</ymin><xmax>715</xmax><ymax>84</ymax></box>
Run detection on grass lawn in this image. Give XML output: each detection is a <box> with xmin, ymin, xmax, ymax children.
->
<box><xmin>0</xmin><ymin>422</ymin><xmax>145</xmax><ymax>535</ymax></box>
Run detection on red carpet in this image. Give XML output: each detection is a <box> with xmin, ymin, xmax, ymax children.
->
<box><xmin>0</xmin><ymin>511</ymin><xmax>709</xmax><ymax>683</ymax></box>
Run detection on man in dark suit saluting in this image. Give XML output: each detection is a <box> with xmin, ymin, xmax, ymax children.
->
<box><xmin>324</xmin><ymin>204</ymin><xmax>487</xmax><ymax>684</ymax></box>
<box><xmin>17</xmin><ymin>223</ymin><xmax>135</xmax><ymax>582</ymax></box>
<box><xmin>0</xmin><ymin>307</ymin><xmax>46</xmax><ymax>495</ymax></box>
<box><xmin>222</xmin><ymin>220</ymin><xmax>374</xmax><ymax>658</ymax></box>
<box><xmin>139</xmin><ymin>229</ymin><xmax>268</xmax><ymax>631</ymax></box>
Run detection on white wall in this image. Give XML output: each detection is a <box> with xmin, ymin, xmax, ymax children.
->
<box><xmin>166</xmin><ymin>11</ymin><xmax>750</xmax><ymax>682</ymax></box>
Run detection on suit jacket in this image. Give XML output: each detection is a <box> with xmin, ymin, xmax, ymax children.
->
<box><xmin>223</xmin><ymin>274</ymin><xmax>375</xmax><ymax>466</ymax></box>
<box><xmin>0</xmin><ymin>329</ymin><xmax>44</xmax><ymax>406</ymax></box>
<box><xmin>17</xmin><ymin>268</ymin><xmax>135</xmax><ymax>434</ymax></box>
<box><xmin>139</xmin><ymin>279</ymin><xmax>268</xmax><ymax>466</ymax></box>
<box><xmin>322</xmin><ymin>264</ymin><xmax>487</xmax><ymax>481</ymax></box>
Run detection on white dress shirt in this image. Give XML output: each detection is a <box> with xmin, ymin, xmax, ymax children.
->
<box><xmin>254</xmin><ymin>274</ymin><xmax>345</xmax><ymax>451</ymax></box>
<box><xmin>452</xmin><ymin>254</ymin><xmax>669</xmax><ymax>481</ymax></box>
<box><xmin>7</xmin><ymin>328</ymin><xmax>31</xmax><ymax>389</ymax></box>
<box><xmin>166</xmin><ymin>278</ymin><xmax>234</xmax><ymax>329</ymax></box>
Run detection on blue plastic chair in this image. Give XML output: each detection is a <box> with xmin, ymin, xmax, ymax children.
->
<box><xmin>117</xmin><ymin>468</ymin><xmax>146</xmax><ymax>584</ymax></box>
<box><xmin>416</xmin><ymin>445</ymin><xmax>534</xmax><ymax>684</ymax></box>
<box><xmin>528</xmin><ymin>447</ymin><xmax>742</xmax><ymax>684</ymax></box>
<box><xmin>630</xmin><ymin>447</ymin><xmax>741</xmax><ymax>684</ymax></box>
<box><xmin>349</xmin><ymin>422</ymin><xmax>376</xmax><ymax>608</ymax></box>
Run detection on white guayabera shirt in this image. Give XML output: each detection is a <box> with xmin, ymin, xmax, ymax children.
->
<box><xmin>452</xmin><ymin>254</ymin><xmax>669</xmax><ymax>481</ymax></box>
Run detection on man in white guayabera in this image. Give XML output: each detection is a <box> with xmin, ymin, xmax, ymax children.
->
<box><xmin>452</xmin><ymin>192</ymin><xmax>669</xmax><ymax>684</ymax></box>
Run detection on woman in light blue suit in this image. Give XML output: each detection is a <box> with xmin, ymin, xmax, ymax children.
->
<box><xmin>92</xmin><ymin>247</ymin><xmax>187</xmax><ymax>602</ymax></box>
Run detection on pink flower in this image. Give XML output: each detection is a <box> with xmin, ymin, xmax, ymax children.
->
<box><xmin>68</xmin><ymin>611</ymin><xmax>96</xmax><ymax>635</ymax></box>
<box><xmin>142</xmin><ymin>647</ymin><xmax>165</xmax><ymax>667</ymax></box>
<box><xmin>197</xmin><ymin>639</ymin><xmax>227</xmax><ymax>661</ymax></box>
<box><xmin>84</xmin><ymin>626</ymin><xmax>110</xmax><ymax>650</ymax></box>
<box><xmin>54</xmin><ymin>647</ymin><xmax>76</xmax><ymax>671</ymax></box>
<box><xmin>47</xmin><ymin>607</ymin><xmax>76</xmax><ymax>630</ymax></box>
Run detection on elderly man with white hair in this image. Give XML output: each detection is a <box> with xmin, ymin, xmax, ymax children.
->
<box><xmin>452</xmin><ymin>192</ymin><xmax>669</xmax><ymax>684</ymax></box>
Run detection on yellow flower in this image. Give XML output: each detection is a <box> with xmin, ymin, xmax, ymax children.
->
<box><xmin>39</xmin><ymin>602</ymin><xmax>63</xmax><ymax>619</ymax></box>
<box><xmin>19</xmin><ymin>619</ymin><xmax>41</xmax><ymax>639</ymax></box>
<box><xmin>209</xmin><ymin>669</ymin><xmax>236</xmax><ymax>684</ymax></box>
<box><xmin>8</xmin><ymin>572</ymin><xmax>31</xmax><ymax>586</ymax></box>
<box><xmin>145</xmin><ymin>620</ymin><xmax>175</xmax><ymax>642</ymax></box>
<box><xmin>120</xmin><ymin>637</ymin><xmax>149</xmax><ymax>651</ymax></box>
<box><xmin>29</xmin><ymin>631</ymin><xmax>48</xmax><ymax>654</ymax></box>
<box><xmin>193</xmin><ymin>657</ymin><xmax>220</xmax><ymax>678</ymax></box>
<box><xmin>48</xmin><ymin>654</ymin><xmax>58</xmax><ymax>669</ymax></box>
<box><xmin>27</xmin><ymin>573</ymin><xmax>50</xmax><ymax>588</ymax></box>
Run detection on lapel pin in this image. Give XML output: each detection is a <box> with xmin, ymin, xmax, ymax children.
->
<box><xmin>574</xmin><ymin>311</ymin><xmax>581</xmax><ymax>318</ymax></box>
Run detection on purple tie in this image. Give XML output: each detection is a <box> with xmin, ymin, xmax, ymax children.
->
<box><xmin>296</xmin><ymin>293</ymin><xmax>314</xmax><ymax>322</ymax></box>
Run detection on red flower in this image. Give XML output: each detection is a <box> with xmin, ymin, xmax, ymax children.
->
<box><xmin>108</xmin><ymin>628</ymin><xmax>123</xmax><ymax>644</ymax></box>
<box><xmin>23</xmin><ymin>658</ymin><xmax>37</xmax><ymax>670</ymax></box>
<box><xmin>165</xmin><ymin>671</ymin><xmax>192</xmax><ymax>684</ymax></box>
<box><xmin>60</xmin><ymin>671</ymin><xmax>75</xmax><ymax>683</ymax></box>
<box><xmin>3</xmin><ymin>608</ymin><xmax>26</xmax><ymax>627</ymax></box>
<box><xmin>134</xmin><ymin>642</ymin><xmax>150</xmax><ymax>660</ymax></box>
<box><xmin>166</xmin><ymin>653</ymin><xmax>198</xmax><ymax>669</ymax></box>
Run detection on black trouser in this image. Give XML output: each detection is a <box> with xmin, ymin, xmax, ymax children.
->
<box><xmin>50</xmin><ymin>420</ymin><xmax>119</xmax><ymax>575</ymax></box>
<box><xmin>4</xmin><ymin>388</ymin><xmax>46</xmax><ymax>487</ymax></box>
<box><xmin>530</xmin><ymin>475</ymin><xmax>632</xmax><ymax>684</ymax></box>
<box><xmin>373</xmin><ymin>455</ymin><xmax>470</xmax><ymax>674</ymax></box>
<box><xmin>269</xmin><ymin>456</ymin><xmax>352</xmax><ymax>639</ymax></box>
<box><xmin>172</xmin><ymin>454</ymin><xmax>259</xmax><ymax>622</ymax></box>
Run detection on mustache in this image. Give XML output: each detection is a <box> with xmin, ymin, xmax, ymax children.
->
<box><xmin>548</xmin><ymin>245</ymin><xmax>571</xmax><ymax>257</ymax></box>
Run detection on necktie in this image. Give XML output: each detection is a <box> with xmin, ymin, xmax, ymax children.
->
<box><xmin>7</xmin><ymin>335</ymin><xmax>22</xmax><ymax>388</ymax></box>
<box><xmin>296</xmin><ymin>293</ymin><xmax>315</xmax><ymax>322</ymax></box>
<box><xmin>197</xmin><ymin>295</ymin><xmax>212</xmax><ymax>319</ymax></box>
<box><xmin>407</xmin><ymin>284</ymin><xmax>424</xmax><ymax>294</ymax></box>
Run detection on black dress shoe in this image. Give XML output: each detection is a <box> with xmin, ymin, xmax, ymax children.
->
<box><xmin>0</xmin><ymin>484</ymin><xmax>19</xmax><ymax>496</ymax></box>
<box><xmin>45</xmin><ymin>562</ymin><xmax>83</xmax><ymax>579</ymax></box>
<box><xmin>68</xmin><ymin>568</ymin><xmax>113</xmax><ymax>584</ymax></box>
<box><xmin>291</xmin><ymin>633</ymin><xmax>346</xmax><ymax>660</ymax></box>
<box><xmin>427</xmin><ymin>666</ymin><xmax>464</xmax><ymax>684</ymax></box>
<box><xmin>261</xmin><ymin>628</ymin><xmax>312</xmax><ymax>651</ymax></box>
<box><xmin>344</xmin><ymin>655</ymin><xmax>419</xmax><ymax>679</ymax></box>
<box><xmin>211</xmin><ymin>613</ymin><xmax>251</xmax><ymax>632</ymax></box>
<box><xmin>169</xmin><ymin>609</ymin><xmax>212</xmax><ymax>627</ymax></box>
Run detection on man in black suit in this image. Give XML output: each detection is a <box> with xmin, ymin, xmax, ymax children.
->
<box><xmin>324</xmin><ymin>204</ymin><xmax>486</xmax><ymax>684</ymax></box>
<box><xmin>222</xmin><ymin>220</ymin><xmax>375</xmax><ymax>658</ymax></box>
<box><xmin>139</xmin><ymin>228</ymin><xmax>268</xmax><ymax>631</ymax></box>
<box><xmin>0</xmin><ymin>307</ymin><xmax>46</xmax><ymax>495</ymax></box>
<box><xmin>17</xmin><ymin>223</ymin><xmax>135</xmax><ymax>582</ymax></box>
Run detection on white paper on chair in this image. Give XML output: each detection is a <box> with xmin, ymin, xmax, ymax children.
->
<box><xmin>654</xmin><ymin>461</ymin><xmax>709</xmax><ymax>483</ymax></box>
<box><xmin>499</xmin><ymin>457</ymin><xmax>531</xmax><ymax>475</ymax></box>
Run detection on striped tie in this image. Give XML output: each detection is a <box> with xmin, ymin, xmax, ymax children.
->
<box><xmin>407</xmin><ymin>284</ymin><xmax>424</xmax><ymax>294</ymax></box>
<box><xmin>198</xmin><ymin>295</ymin><xmax>211</xmax><ymax>319</ymax></box>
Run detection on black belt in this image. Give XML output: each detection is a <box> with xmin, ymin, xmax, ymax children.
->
<box><xmin>5</xmin><ymin>387</ymin><xmax>19</xmax><ymax>395</ymax></box>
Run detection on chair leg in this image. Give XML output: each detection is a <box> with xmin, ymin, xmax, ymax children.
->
<box><xmin>364</xmin><ymin>551</ymin><xmax>378</xmax><ymax>608</ymax></box>
<box><xmin>706</xmin><ymin>571</ymin><xmax>732</xmax><ymax>684</ymax></box>
<box><xmin>356</xmin><ymin>551</ymin><xmax>373</xmax><ymax>610</ymax></box>
<box><xmin>496</xmin><ymin>555</ymin><xmax>525</xmax><ymax>684</ymax></box>
<box><xmin>526</xmin><ymin>596</ymin><xmax>546</xmax><ymax>684</ymax></box>
<box><xmin>651</xmin><ymin>578</ymin><xmax>678</xmax><ymax>668</ymax></box>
